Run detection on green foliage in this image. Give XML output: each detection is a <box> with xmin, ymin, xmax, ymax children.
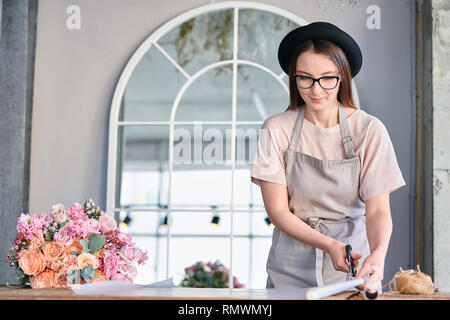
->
<box><xmin>66</xmin><ymin>269</ymin><xmax>80</xmax><ymax>284</ymax></box>
<box><xmin>15</xmin><ymin>267</ymin><xmax>29</xmax><ymax>284</ymax></box>
<box><xmin>81</xmin><ymin>265</ymin><xmax>98</xmax><ymax>284</ymax></box>
<box><xmin>88</xmin><ymin>233</ymin><xmax>105</xmax><ymax>253</ymax></box>
<box><xmin>80</xmin><ymin>239</ymin><xmax>89</xmax><ymax>253</ymax></box>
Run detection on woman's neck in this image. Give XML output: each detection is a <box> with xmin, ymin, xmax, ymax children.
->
<box><xmin>304</xmin><ymin>102</ymin><xmax>340</xmax><ymax>128</ymax></box>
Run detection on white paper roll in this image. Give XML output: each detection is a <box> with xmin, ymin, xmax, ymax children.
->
<box><xmin>306</xmin><ymin>278</ymin><xmax>364</xmax><ymax>300</ymax></box>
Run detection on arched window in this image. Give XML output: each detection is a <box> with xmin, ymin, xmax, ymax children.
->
<box><xmin>107</xmin><ymin>2</ymin><xmax>360</xmax><ymax>288</ymax></box>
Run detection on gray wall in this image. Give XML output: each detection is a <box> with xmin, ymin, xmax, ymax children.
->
<box><xmin>15</xmin><ymin>0</ymin><xmax>417</xmax><ymax>286</ymax></box>
<box><xmin>0</xmin><ymin>0</ymin><xmax>37</xmax><ymax>285</ymax></box>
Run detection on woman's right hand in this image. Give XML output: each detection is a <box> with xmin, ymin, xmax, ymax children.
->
<box><xmin>326</xmin><ymin>240</ymin><xmax>362</xmax><ymax>273</ymax></box>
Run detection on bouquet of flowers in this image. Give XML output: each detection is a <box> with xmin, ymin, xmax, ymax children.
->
<box><xmin>180</xmin><ymin>260</ymin><xmax>244</xmax><ymax>288</ymax></box>
<box><xmin>6</xmin><ymin>199</ymin><xmax>148</xmax><ymax>288</ymax></box>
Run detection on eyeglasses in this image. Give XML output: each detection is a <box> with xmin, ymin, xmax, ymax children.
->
<box><xmin>294</xmin><ymin>75</ymin><xmax>340</xmax><ymax>90</ymax></box>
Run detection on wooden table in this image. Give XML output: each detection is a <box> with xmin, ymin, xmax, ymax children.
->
<box><xmin>0</xmin><ymin>285</ymin><xmax>449</xmax><ymax>300</ymax></box>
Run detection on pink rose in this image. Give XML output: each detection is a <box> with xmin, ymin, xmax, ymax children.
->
<box><xmin>116</xmin><ymin>233</ymin><xmax>132</xmax><ymax>247</ymax></box>
<box><xmin>119</xmin><ymin>245</ymin><xmax>140</xmax><ymax>262</ymax></box>
<box><xmin>51</xmin><ymin>203</ymin><xmax>67</xmax><ymax>224</ymax></box>
<box><xmin>111</xmin><ymin>272</ymin><xmax>132</xmax><ymax>282</ymax></box>
<box><xmin>117</xmin><ymin>260</ymin><xmax>138</xmax><ymax>280</ymax></box>
<box><xmin>99</xmin><ymin>213</ymin><xmax>117</xmax><ymax>233</ymax></box>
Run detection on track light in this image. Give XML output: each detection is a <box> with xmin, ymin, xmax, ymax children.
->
<box><xmin>161</xmin><ymin>215</ymin><xmax>168</xmax><ymax>227</ymax></box>
<box><xmin>119</xmin><ymin>213</ymin><xmax>132</xmax><ymax>228</ymax></box>
<box><xmin>211</xmin><ymin>215</ymin><xmax>220</xmax><ymax>226</ymax></box>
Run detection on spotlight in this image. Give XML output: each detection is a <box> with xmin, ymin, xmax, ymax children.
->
<box><xmin>264</xmin><ymin>216</ymin><xmax>273</xmax><ymax>227</ymax></box>
<box><xmin>119</xmin><ymin>213</ymin><xmax>132</xmax><ymax>228</ymax></box>
<box><xmin>161</xmin><ymin>215</ymin><xmax>168</xmax><ymax>227</ymax></box>
<box><xmin>211</xmin><ymin>215</ymin><xmax>220</xmax><ymax>226</ymax></box>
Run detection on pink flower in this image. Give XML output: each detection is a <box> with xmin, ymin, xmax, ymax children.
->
<box><xmin>60</xmin><ymin>254</ymin><xmax>78</xmax><ymax>274</ymax></box>
<box><xmin>40</xmin><ymin>212</ymin><xmax>54</xmax><ymax>228</ymax></box>
<box><xmin>111</xmin><ymin>272</ymin><xmax>132</xmax><ymax>282</ymax></box>
<box><xmin>102</xmin><ymin>250</ymin><xmax>118</xmax><ymax>278</ymax></box>
<box><xmin>116</xmin><ymin>232</ymin><xmax>133</xmax><ymax>247</ymax></box>
<box><xmin>119</xmin><ymin>245</ymin><xmax>141</xmax><ymax>262</ymax></box>
<box><xmin>67</xmin><ymin>203</ymin><xmax>87</xmax><ymax>221</ymax></box>
<box><xmin>28</xmin><ymin>230</ymin><xmax>45</xmax><ymax>251</ymax></box>
<box><xmin>53</xmin><ymin>224</ymin><xmax>76</xmax><ymax>245</ymax></box>
<box><xmin>51</xmin><ymin>203</ymin><xmax>67</xmax><ymax>224</ymax></box>
<box><xmin>233</xmin><ymin>276</ymin><xmax>244</xmax><ymax>288</ymax></box>
<box><xmin>16</xmin><ymin>213</ymin><xmax>43</xmax><ymax>240</ymax></box>
<box><xmin>80</xmin><ymin>219</ymin><xmax>100</xmax><ymax>237</ymax></box>
<box><xmin>117</xmin><ymin>260</ymin><xmax>138</xmax><ymax>280</ymax></box>
<box><xmin>137</xmin><ymin>250</ymin><xmax>149</xmax><ymax>265</ymax></box>
<box><xmin>99</xmin><ymin>213</ymin><xmax>117</xmax><ymax>233</ymax></box>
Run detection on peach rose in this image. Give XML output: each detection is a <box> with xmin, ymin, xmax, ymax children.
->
<box><xmin>77</xmin><ymin>252</ymin><xmax>99</xmax><ymax>269</ymax></box>
<box><xmin>30</xmin><ymin>269</ymin><xmax>56</xmax><ymax>288</ymax></box>
<box><xmin>65</xmin><ymin>239</ymin><xmax>83</xmax><ymax>255</ymax></box>
<box><xmin>90</xmin><ymin>270</ymin><xmax>109</xmax><ymax>283</ymax></box>
<box><xmin>42</xmin><ymin>242</ymin><xmax>65</xmax><ymax>262</ymax></box>
<box><xmin>18</xmin><ymin>250</ymin><xmax>46</xmax><ymax>276</ymax></box>
<box><xmin>54</xmin><ymin>271</ymin><xmax>68</xmax><ymax>288</ymax></box>
<box><xmin>60</xmin><ymin>254</ymin><xmax>78</xmax><ymax>274</ymax></box>
<box><xmin>28</xmin><ymin>230</ymin><xmax>45</xmax><ymax>251</ymax></box>
<box><xmin>50</xmin><ymin>258</ymin><xmax>64</xmax><ymax>272</ymax></box>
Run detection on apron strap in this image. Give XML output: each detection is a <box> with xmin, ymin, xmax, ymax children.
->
<box><xmin>338</xmin><ymin>104</ymin><xmax>357</xmax><ymax>159</ymax></box>
<box><xmin>287</xmin><ymin>103</ymin><xmax>357</xmax><ymax>159</ymax></box>
<box><xmin>287</xmin><ymin>105</ymin><xmax>305</xmax><ymax>152</ymax></box>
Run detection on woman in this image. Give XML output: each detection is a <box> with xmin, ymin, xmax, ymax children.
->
<box><xmin>251</xmin><ymin>22</ymin><xmax>406</xmax><ymax>289</ymax></box>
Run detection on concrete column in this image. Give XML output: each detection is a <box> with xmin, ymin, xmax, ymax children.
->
<box><xmin>0</xmin><ymin>0</ymin><xmax>37</xmax><ymax>284</ymax></box>
<box><xmin>431</xmin><ymin>0</ymin><xmax>450</xmax><ymax>292</ymax></box>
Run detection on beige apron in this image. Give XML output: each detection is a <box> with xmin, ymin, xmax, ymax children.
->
<box><xmin>266</xmin><ymin>103</ymin><xmax>370</xmax><ymax>288</ymax></box>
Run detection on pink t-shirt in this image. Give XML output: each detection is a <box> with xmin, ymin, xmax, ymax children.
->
<box><xmin>251</xmin><ymin>108</ymin><xmax>406</xmax><ymax>201</ymax></box>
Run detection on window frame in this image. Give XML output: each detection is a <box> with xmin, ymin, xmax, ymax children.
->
<box><xmin>107</xmin><ymin>1</ymin><xmax>360</xmax><ymax>288</ymax></box>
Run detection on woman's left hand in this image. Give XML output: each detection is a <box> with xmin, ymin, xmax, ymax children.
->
<box><xmin>353</xmin><ymin>253</ymin><xmax>385</xmax><ymax>290</ymax></box>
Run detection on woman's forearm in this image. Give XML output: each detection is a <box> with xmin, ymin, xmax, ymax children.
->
<box><xmin>365</xmin><ymin>209</ymin><xmax>392</xmax><ymax>259</ymax></box>
<box><xmin>269</xmin><ymin>209</ymin><xmax>337</xmax><ymax>253</ymax></box>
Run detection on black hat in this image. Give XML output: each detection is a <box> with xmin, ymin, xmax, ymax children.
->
<box><xmin>278</xmin><ymin>22</ymin><xmax>362</xmax><ymax>78</ymax></box>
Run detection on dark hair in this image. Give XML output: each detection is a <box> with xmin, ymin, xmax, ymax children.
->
<box><xmin>285</xmin><ymin>40</ymin><xmax>357</xmax><ymax>111</ymax></box>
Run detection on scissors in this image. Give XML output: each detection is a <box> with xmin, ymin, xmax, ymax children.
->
<box><xmin>345</xmin><ymin>244</ymin><xmax>357</xmax><ymax>277</ymax></box>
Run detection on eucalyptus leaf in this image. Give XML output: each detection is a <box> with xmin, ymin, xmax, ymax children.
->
<box><xmin>80</xmin><ymin>239</ymin><xmax>89</xmax><ymax>253</ymax></box>
<box><xmin>88</xmin><ymin>233</ymin><xmax>105</xmax><ymax>253</ymax></box>
<box><xmin>69</xmin><ymin>251</ymin><xmax>80</xmax><ymax>256</ymax></box>
<box><xmin>81</xmin><ymin>265</ymin><xmax>98</xmax><ymax>283</ymax></box>
<box><xmin>66</xmin><ymin>269</ymin><xmax>80</xmax><ymax>284</ymax></box>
